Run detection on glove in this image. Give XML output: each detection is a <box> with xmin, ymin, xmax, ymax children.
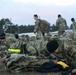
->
<box><xmin>34</xmin><ymin>30</ymin><xmax>36</xmax><ymax>34</ymax></box>
<box><xmin>34</xmin><ymin>32</ymin><xmax>36</xmax><ymax>34</ymax></box>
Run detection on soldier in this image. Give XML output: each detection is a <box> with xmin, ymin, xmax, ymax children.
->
<box><xmin>0</xmin><ymin>33</ymin><xmax>6</xmax><ymax>48</ymax></box>
<box><xmin>56</xmin><ymin>14</ymin><xmax>67</xmax><ymax>38</ymax></box>
<box><xmin>36</xmin><ymin>40</ymin><xmax>70</xmax><ymax>73</ymax></box>
<box><xmin>59</xmin><ymin>31</ymin><xmax>76</xmax><ymax>71</ymax></box>
<box><xmin>34</xmin><ymin>14</ymin><xmax>42</xmax><ymax>39</ymax></box>
<box><xmin>71</xmin><ymin>18</ymin><xmax>76</xmax><ymax>40</ymax></box>
<box><xmin>6</xmin><ymin>34</ymin><xmax>22</xmax><ymax>53</ymax></box>
<box><xmin>46</xmin><ymin>37</ymin><xmax>76</xmax><ymax>75</ymax></box>
<box><xmin>0</xmin><ymin>33</ymin><xmax>7</xmax><ymax>62</ymax></box>
<box><xmin>14</xmin><ymin>33</ymin><xmax>19</xmax><ymax>39</ymax></box>
<box><xmin>26</xmin><ymin>39</ymin><xmax>48</xmax><ymax>56</ymax></box>
<box><xmin>71</xmin><ymin>18</ymin><xmax>76</xmax><ymax>30</ymax></box>
<box><xmin>33</xmin><ymin>14</ymin><xmax>49</xmax><ymax>39</ymax></box>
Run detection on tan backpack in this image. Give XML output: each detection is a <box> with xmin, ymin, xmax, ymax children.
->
<box><xmin>38</xmin><ymin>19</ymin><xmax>50</xmax><ymax>32</ymax></box>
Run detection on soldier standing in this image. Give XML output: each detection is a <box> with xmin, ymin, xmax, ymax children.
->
<box><xmin>71</xmin><ymin>18</ymin><xmax>76</xmax><ymax>40</ymax></box>
<box><xmin>59</xmin><ymin>31</ymin><xmax>76</xmax><ymax>75</ymax></box>
<box><xmin>34</xmin><ymin>14</ymin><xmax>43</xmax><ymax>39</ymax></box>
<box><xmin>33</xmin><ymin>14</ymin><xmax>49</xmax><ymax>39</ymax></box>
<box><xmin>56</xmin><ymin>14</ymin><xmax>67</xmax><ymax>38</ymax></box>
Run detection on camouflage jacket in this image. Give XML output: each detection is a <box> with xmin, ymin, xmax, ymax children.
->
<box><xmin>59</xmin><ymin>31</ymin><xmax>76</xmax><ymax>62</ymax></box>
<box><xmin>34</xmin><ymin>19</ymin><xmax>41</xmax><ymax>32</ymax></box>
<box><xmin>72</xmin><ymin>21</ymin><xmax>76</xmax><ymax>31</ymax></box>
<box><xmin>6</xmin><ymin>36</ymin><xmax>22</xmax><ymax>49</ymax></box>
<box><xmin>6</xmin><ymin>54</ymin><xmax>49</xmax><ymax>68</ymax></box>
<box><xmin>26</xmin><ymin>39</ymin><xmax>48</xmax><ymax>55</ymax></box>
<box><xmin>56</xmin><ymin>17</ymin><xmax>67</xmax><ymax>31</ymax></box>
<box><xmin>34</xmin><ymin>19</ymin><xmax>49</xmax><ymax>32</ymax></box>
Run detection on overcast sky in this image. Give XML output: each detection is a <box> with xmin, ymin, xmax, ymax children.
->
<box><xmin>0</xmin><ymin>0</ymin><xmax>76</xmax><ymax>26</ymax></box>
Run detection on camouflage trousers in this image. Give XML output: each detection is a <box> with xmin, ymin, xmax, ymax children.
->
<box><xmin>58</xmin><ymin>30</ymin><xmax>65</xmax><ymax>38</ymax></box>
<box><xmin>73</xmin><ymin>30</ymin><xmax>76</xmax><ymax>40</ymax></box>
<box><xmin>36</xmin><ymin>30</ymin><xmax>45</xmax><ymax>40</ymax></box>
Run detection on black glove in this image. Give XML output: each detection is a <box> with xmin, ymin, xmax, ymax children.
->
<box><xmin>34</xmin><ymin>31</ymin><xmax>36</xmax><ymax>34</ymax></box>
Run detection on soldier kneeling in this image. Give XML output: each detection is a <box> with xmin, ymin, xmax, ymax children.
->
<box><xmin>36</xmin><ymin>40</ymin><xmax>70</xmax><ymax>73</ymax></box>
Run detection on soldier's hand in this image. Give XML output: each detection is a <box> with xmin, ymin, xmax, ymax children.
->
<box><xmin>34</xmin><ymin>31</ymin><xmax>36</xmax><ymax>34</ymax></box>
<box><xmin>53</xmin><ymin>60</ymin><xmax>58</xmax><ymax>64</ymax></box>
<box><xmin>72</xmin><ymin>69</ymin><xmax>76</xmax><ymax>73</ymax></box>
<box><xmin>34</xmin><ymin>29</ymin><xmax>36</xmax><ymax>34</ymax></box>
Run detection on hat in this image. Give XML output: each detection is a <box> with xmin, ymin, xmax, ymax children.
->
<box><xmin>46</xmin><ymin>40</ymin><xmax>59</xmax><ymax>53</ymax></box>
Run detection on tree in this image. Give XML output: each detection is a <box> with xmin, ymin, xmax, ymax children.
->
<box><xmin>0</xmin><ymin>18</ymin><xmax>5</xmax><ymax>33</ymax></box>
<box><xmin>0</xmin><ymin>18</ymin><xmax>13</xmax><ymax>33</ymax></box>
<box><xmin>50</xmin><ymin>24</ymin><xmax>58</xmax><ymax>32</ymax></box>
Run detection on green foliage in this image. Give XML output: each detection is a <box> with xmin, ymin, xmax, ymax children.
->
<box><xmin>50</xmin><ymin>24</ymin><xmax>58</xmax><ymax>32</ymax></box>
<box><xmin>0</xmin><ymin>18</ymin><xmax>12</xmax><ymax>33</ymax></box>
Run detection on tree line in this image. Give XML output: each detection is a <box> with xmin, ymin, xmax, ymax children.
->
<box><xmin>0</xmin><ymin>18</ymin><xmax>72</xmax><ymax>34</ymax></box>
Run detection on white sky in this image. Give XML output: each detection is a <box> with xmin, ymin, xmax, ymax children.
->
<box><xmin>13</xmin><ymin>0</ymin><xmax>76</xmax><ymax>6</ymax></box>
<box><xmin>0</xmin><ymin>0</ymin><xmax>76</xmax><ymax>26</ymax></box>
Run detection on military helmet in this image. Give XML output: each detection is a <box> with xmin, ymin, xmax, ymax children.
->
<box><xmin>46</xmin><ymin>40</ymin><xmax>59</xmax><ymax>53</ymax></box>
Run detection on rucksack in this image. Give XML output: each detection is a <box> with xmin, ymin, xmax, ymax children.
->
<box><xmin>38</xmin><ymin>19</ymin><xmax>50</xmax><ymax>32</ymax></box>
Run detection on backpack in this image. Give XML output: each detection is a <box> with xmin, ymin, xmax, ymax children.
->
<box><xmin>38</xmin><ymin>19</ymin><xmax>50</xmax><ymax>32</ymax></box>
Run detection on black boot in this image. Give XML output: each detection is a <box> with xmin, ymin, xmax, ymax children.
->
<box><xmin>61</xmin><ymin>69</ymin><xmax>72</xmax><ymax>75</ymax></box>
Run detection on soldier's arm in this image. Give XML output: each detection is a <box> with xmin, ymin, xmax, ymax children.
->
<box><xmin>56</xmin><ymin>19</ymin><xmax>59</xmax><ymax>26</ymax></box>
<box><xmin>73</xmin><ymin>22</ymin><xmax>76</xmax><ymax>29</ymax></box>
<box><xmin>56</xmin><ymin>20</ymin><xmax>59</xmax><ymax>29</ymax></box>
<box><xmin>64</xmin><ymin>19</ymin><xmax>67</xmax><ymax>26</ymax></box>
<box><xmin>34</xmin><ymin>20</ymin><xmax>40</xmax><ymax>32</ymax></box>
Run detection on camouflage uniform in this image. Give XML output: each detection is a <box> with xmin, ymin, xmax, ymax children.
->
<box><xmin>20</xmin><ymin>35</ymin><xmax>30</xmax><ymax>44</ymax></box>
<box><xmin>0</xmin><ymin>34</ymin><xmax>7</xmax><ymax>59</ymax></box>
<box><xmin>6</xmin><ymin>54</ymin><xmax>50</xmax><ymax>73</ymax></box>
<box><xmin>56</xmin><ymin>17</ymin><xmax>67</xmax><ymax>38</ymax></box>
<box><xmin>71</xmin><ymin>21</ymin><xmax>76</xmax><ymax>40</ymax></box>
<box><xmin>6</xmin><ymin>35</ymin><xmax>21</xmax><ymax>50</ymax></box>
<box><xmin>26</xmin><ymin>39</ymin><xmax>48</xmax><ymax>55</ymax></box>
<box><xmin>34</xmin><ymin>19</ymin><xmax>44</xmax><ymax>39</ymax></box>
<box><xmin>72</xmin><ymin>21</ymin><xmax>76</xmax><ymax>31</ymax></box>
<box><xmin>59</xmin><ymin>31</ymin><xmax>76</xmax><ymax>68</ymax></box>
<box><xmin>34</xmin><ymin>19</ymin><xmax>49</xmax><ymax>40</ymax></box>
<box><xmin>0</xmin><ymin>39</ymin><xmax>7</xmax><ymax>51</ymax></box>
